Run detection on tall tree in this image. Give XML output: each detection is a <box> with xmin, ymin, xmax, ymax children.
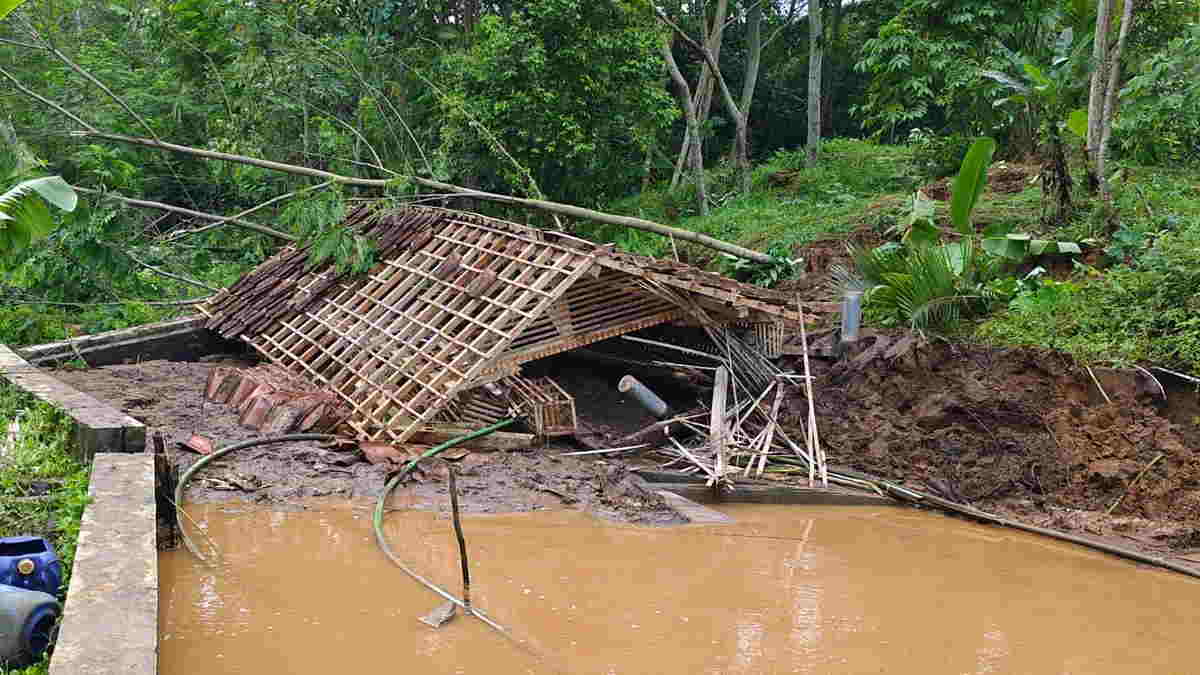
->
<box><xmin>662</xmin><ymin>35</ymin><xmax>709</xmax><ymax>216</ymax></box>
<box><xmin>806</xmin><ymin>0</ymin><xmax>823</xmax><ymax>166</ymax></box>
<box><xmin>1096</xmin><ymin>0</ymin><xmax>1134</xmax><ymax>200</ymax></box>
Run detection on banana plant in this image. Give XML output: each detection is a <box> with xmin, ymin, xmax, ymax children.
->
<box><xmin>0</xmin><ymin>0</ymin><xmax>30</xmax><ymax>21</ymax></box>
<box><xmin>1</xmin><ymin>147</ymin><xmax>78</xmax><ymax>256</ymax></box>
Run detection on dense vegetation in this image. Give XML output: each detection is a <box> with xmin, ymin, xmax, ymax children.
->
<box><xmin>1</xmin><ymin>0</ymin><xmax>1198</xmax><ymax>373</ymax></box>
<box><xmin>0</xmin><ymin>386</ymin><xmax>90</xmax><ymax>674</ymax></box>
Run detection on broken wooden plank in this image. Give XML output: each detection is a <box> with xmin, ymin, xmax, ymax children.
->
<box><xmin>408</xmin><ymin>426</ymin><xmax>534</xmax><ymax>451</ymax></box>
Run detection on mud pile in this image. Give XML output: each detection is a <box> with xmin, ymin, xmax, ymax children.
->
<box><xmin>799</xmin><ymin>343</ymin><xmax>1200</xmax><ymax>559</ymax></box>
<box><xmin>51</xmin><ymin>360</ymin><xmax>681</xmax><ymax>525</ymax></box>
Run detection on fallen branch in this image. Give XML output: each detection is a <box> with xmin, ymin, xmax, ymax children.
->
<box><xmin>124</xmin><ymin>251</ymin><xmax>217</xmax><ymax>292</ymax></box>
<box><xmin>1086</xmin><ymin>365</ymin><xmax>1113</xmax><ymax>404</ymax></box>
<box><xmin>76</xmin><ymin>187</ymin><xmax>295</xmax><ymax>242</ymax></box>
<box><xmin>70</xmin><ymin>130</ymin><xmax>773</xmax><ymax>263</ymax></box>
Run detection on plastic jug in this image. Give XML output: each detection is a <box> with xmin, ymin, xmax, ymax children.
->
<box><xmin>0</xmin><ymin>537</ymin><xmax>63</xmax><ymax>597</ymax></box>
<box><xmin>0</xmin><ymin>584</ymin><xmax>60</xmax><ymax>666</ymax></box>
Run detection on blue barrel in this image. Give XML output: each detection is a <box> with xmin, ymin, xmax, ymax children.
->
<box><xmin>0</xmin><ymin>585</ymin><xmax>60</xmax><ymax>666</ymax></box>
<box><xmin>0</xmin><ymin>537</ymin><xmax>62</xmax><ymax>597</ymax></box>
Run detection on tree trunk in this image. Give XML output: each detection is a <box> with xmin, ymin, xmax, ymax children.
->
<box><xmin>820</xmin><ymin>0</ymin><xmax>843</xmax><ymax>137</ymax></box>
<box><xmin>735</xmin><ymin>1</ymin><xmax>763</xmax><ymax>194</ymax></box>
<box><xmin>671</xmin><ymin>0</ymin><xmax>729</xmax><ymax>186</ymax></box>
<box><xmin>807</xmin><ymin>0</ymin><xmax>823</xmax><ymax>167</ymax></box>
<box><xmin>1085</xmin><ymin>0</ymin><xmax>1113</xmax><ymax>190</ymax></box>
<box><xmin>1098</xmin><ymin>0</ymin><xmax>1134</xmax><ymax>202</ymax></box>
<box><xmin>662</xmin><ymin>39</ymin><xmax>709</xmax><ymax>217</ymax></box>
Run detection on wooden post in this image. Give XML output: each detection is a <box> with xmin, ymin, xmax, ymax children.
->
<box><xmin>709</xmin><ymin>366</ymin><xmax>729</xmax><ymax>494</ymax></box>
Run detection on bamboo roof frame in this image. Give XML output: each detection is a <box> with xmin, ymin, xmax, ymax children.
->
<box><xmin>200</xmin><ymin>205</ymin><xmax>825</xmax><ymax>442</ymax></box>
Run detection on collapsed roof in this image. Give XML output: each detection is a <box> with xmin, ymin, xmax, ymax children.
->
<box><xmin>200</xmin><ymin>205</ymin><xmax>817</xmax><ymax>442</ymax></box>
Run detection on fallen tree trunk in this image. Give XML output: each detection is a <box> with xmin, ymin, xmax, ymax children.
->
<box><xmin>74</xmin><ymin>130</ymin><xmax>774</xmax><ymax>264</ymax></box>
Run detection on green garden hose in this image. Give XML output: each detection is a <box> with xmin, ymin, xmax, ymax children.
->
<box><xmin>372</xmin><ymin>419</ymin><xmax>517</xmax><ymax>633</ymax></box>
<box><xmin>174</xmin><ymin>433</ymin><xmax>339</xmax><ymax>563</ymax></box>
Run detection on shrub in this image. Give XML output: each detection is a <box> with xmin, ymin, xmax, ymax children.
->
<box><xmin>907</xmin><ymin>128</ymin><xmax>974</xmax><ymax>180</ymax></box>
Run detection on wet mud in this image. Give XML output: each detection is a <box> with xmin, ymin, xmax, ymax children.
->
<box><xmin>797</xmin><ymin>343</ymin><xmax>1200</xmax><ymax>572</ymax></box>
<box><xmin>161</xmin><ymin>501</ymin><xmax>1200</xmax><ymax>674</ymax></box>
<box><xmin>51</xmin><ymin>360</ymin><xmax>679</xmax><ymax>524</ymax></box>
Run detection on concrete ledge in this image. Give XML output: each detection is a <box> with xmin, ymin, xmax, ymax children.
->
<box><xmin>18</xmin><ymin>315</ymin><xmax>234</xmax><ymax>367</ymax></box>
<box><xmin>657</xmin><ymin>490</ymin><xmax>735</xmax><ymax>524</ymax></box>
<box><xmin>50</xmin><ymin>453</ymin><xmax>157</xmax><ymax>675</ymax></box>
<box><xmin>0</xmin><ymin>344</ymin><xmax>145</xmax><ymax>459</ymax></box>
<box><xmin>648</xmin><ymin>482</ymin><xmax>897</xmax><ymax>507</ymax></box>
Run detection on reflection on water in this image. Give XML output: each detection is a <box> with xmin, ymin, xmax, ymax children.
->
<box><xmin>160</xmin><ymin>503</ymin><xmax>1200</xmax><ymax>674</ymax></box>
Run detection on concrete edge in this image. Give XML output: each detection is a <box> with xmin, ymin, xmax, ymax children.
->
<box><xmin>648</xmin><ymin>482</ymin><xmax>898</xmax><ymax>507</ymax></box>
<box><xmin>49</xmin><ymin>453</ymin><xmax>157</xmax><ymax>675</ymax></box>
<box><xmin>656</xmin><ymin>490</ymin><xmax>735</xmax><ymax>524</ymax></box>
<box><xmin>17</xmin><ymin>315</ymin><xmax>235</xmax><ymax>367</ymax></box>
<box><xmin>0</xmin><ymin>344</ymin><xmax>145</xmax><ymax>460</ymax></box>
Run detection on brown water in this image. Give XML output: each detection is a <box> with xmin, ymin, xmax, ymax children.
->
<box><xmin>160</xmin><ymin>503</ymin><xmax>1200</xmax><ymax>674</ymax></box>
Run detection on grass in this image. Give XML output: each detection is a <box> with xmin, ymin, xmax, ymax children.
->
<box><xmin>594</xmin><ymin>137</ymin><xmax>1200</xmax><ymax>374</ymax></box>
<box><xmin>0</xmin><ymin>386</ymin><xmax>91</xmax><ymax>675</ymax></box>
<box><xmin>594</xmin><ymin>139</ymin><xmax>919</xmax><ymax>263</ymax></box>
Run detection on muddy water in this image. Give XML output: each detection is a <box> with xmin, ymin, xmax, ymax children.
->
<box><xmin>160</xmin><ymin>503</ymin><xmax>1200</xmax><ymax>674</ymax></box>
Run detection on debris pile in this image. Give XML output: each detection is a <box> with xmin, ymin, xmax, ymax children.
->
<box><xmin>197</xmin><ymin>204</ymin><xmax>826</xmax><ymax>446</ymax></box>
<box><xmin>204</xmin><ymin>364</ymin><xmax>350</xmax><ymax>435</ymax></box>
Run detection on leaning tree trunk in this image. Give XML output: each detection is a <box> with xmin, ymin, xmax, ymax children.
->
<box><xmin>662</xmin><ymin>39</ymin><xmax>709</xmax><ymax>217</ymax></box>
<box><xmin>806</xmin><ymin>0</ymin><xmax>823</xmax><ymax>167</ymax></box>
<box><xmin>670</xmin><ymin>0</ymin><xmax>730</xmax><ymax>191</ymax></box>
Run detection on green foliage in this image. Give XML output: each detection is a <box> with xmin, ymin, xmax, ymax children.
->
<box><xmin>433</xmin><ymin>0</ymin><xmax>676</xmax><ymax>206</ymax></box>
<box><xmin>0</xmin><ymin>387</ymin><xmax>91</xmax><ymax>595</ymax></box>
<box><xmin>0</xmin><ymin>307</ymin><xmax>66</xmax><ymax>347</ymax></box>
<box><xmin>853</xmin><ymin>0</ymin><xmax>1029</xmax><ymax>138</ymax></box>
<box><xmin>1113</xmin><ymin>24</ymin><xmax>1200</xmax><ymax>165</ymax></box>
<box><xmin>950</xmin><ymin>137</ymin><xmax>996</xmax><ymax>234</ymax></box>
<box><xmin>980</xmin><ymin>226</ymin><xmax>1200</xmax><ymax>370</ymax></box>
<box><xmin>281</xmin><ymin>190</ymin><xmax>375</xmax><ymax>275</ymax></box>
<box><xmin>981</xmin><ymin>27</ymin><xmax>1091</xmax><ymax>145</ymax></box>
<box><xmin>0</xmin><ymin>149</ymin><xmax>78</xmax><ymax>258</ymax></box>
<box><xmin>844</xmin><ymin>239</ymin><xmax>999</xmax><ymax>333</ymax></box>
<box><xmin>720</xmin><ymin>244</ymin><xmax>799</xmax><ymax>288</ymax></box>
<box><xmin>906</xmin><ymin>128</ymin><xmax>973</xmax><ymax>179</ymax></box>
<box><xmin>0</xmin><ymin>0</ymin><xmax>29</xmax><ymax>21</ymax></box>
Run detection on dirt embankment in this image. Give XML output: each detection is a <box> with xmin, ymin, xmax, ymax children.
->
<box><xmin>795</xmin><ymin>342</ymin><xmax>1200</xmax><ymax>566</ymax></box>
<box><xmin>51</xmin><ymin>360</ymin><xmax>681</xmax><ymax>525</ymax></box>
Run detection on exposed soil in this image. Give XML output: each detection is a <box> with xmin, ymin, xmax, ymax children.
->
<box><xmin>49</xmin><ymin>360</ymin><xmax>682</xmax><ymax>526</ymax></box>
<box><xmin>787</xmin><ymin>341</ymin><xmax>1200</xmax><ymax>571</ymax></box>
<box><xmin>920</xmin><ymin>164</ymin><xmax>1033</xmax><ymax>202</ymax></box>
<box><xmin>49</xmin><ymin>343</ymin><xmax>1200</xmax><ymax>572</ymax></box>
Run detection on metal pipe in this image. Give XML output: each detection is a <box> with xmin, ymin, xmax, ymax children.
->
<box><xmin>618</xmin><ymin>375</ymin><xmax>671</xmax><ymax>419</ymax></box>
<box><xmin>840</xmin><ymin>289</ymin><xmax>863</xmax><ymax>343</ymax></box>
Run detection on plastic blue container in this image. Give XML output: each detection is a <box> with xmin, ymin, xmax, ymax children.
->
<box><xmin>0</xmin><ymin>537</ymin><xmax>62</xmax><ymax>597</ymax></box>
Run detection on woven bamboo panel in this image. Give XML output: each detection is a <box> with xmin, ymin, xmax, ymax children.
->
<box><xmin>507</xmin><ymin>376</ymin><xmax>576</xmax><ymax>437</ymax></box>
<box><xmin>250</xmin><ymin>215</ymin><xmax>594</xmax><ymax>442</ymax></box>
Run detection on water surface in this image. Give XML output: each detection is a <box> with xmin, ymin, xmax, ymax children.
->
<box><xmin>160</xmin><ymin>503</ymin><xmax>1200</xmax><ymax>673</ymax></box>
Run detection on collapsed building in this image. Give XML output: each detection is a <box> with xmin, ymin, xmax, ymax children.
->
<box><xmin>198</xmin><ymin>205</ymin><xmax>821</xmax><ymax>443</ymax></box>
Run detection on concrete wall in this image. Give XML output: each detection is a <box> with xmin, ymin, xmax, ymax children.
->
<box><xmin>0</xmin><ymin>344</ymin><xmax>145</xmax><ymax>460</ymax></box>
<box><xmin>49</xmin><ymin>453</ymin><xmax>157</xmax><ymax>675</ymax></box>
<box><xmin>18</xmin><ymin>315</ymin><xmax>239</xmax><ymax>367</ymax></box>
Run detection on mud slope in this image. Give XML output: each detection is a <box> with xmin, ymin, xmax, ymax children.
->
<box><xmin>795</xmin><ymin>343</ymin><xmax>1200</xmax><ymax>564</ymax></box>
<box><xmin>51</xmin><ymin>360</ymin><xmax>680</xmax><ymax>525</ymax></box>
